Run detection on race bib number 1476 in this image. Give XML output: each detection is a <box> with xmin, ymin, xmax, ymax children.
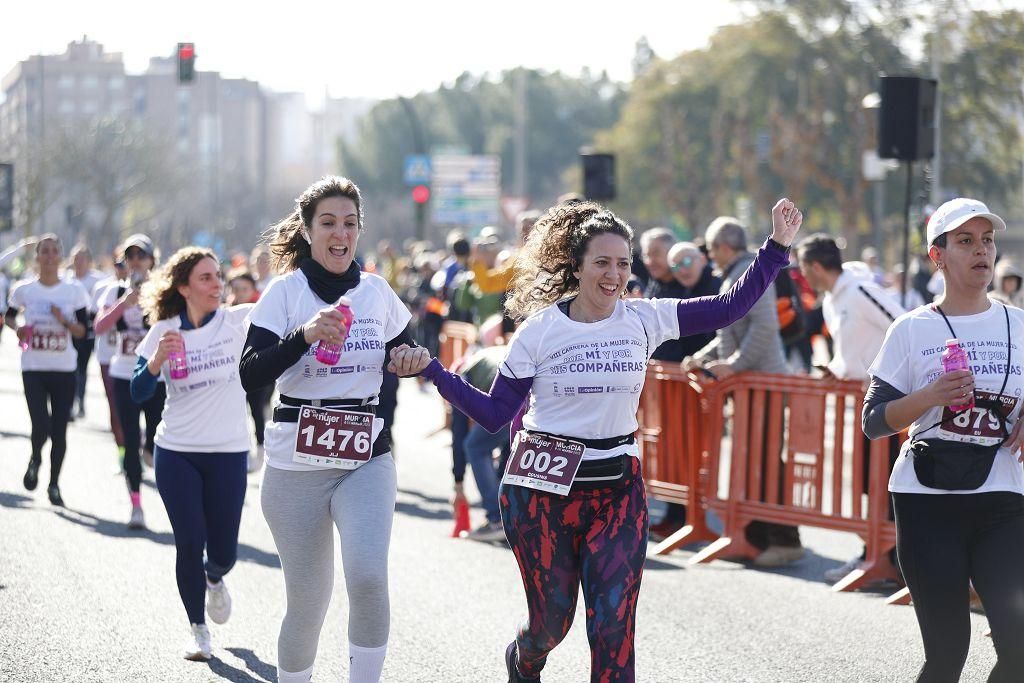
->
<box><xmin>293</xmin><ymin>406</ymin><xmax>374</xmax><ymax>469</ymax></box>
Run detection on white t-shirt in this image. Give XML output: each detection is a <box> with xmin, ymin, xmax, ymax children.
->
<box><xmin>8</xmin><ymin>278</ymin><xmax>91</xmax><ymax>372</ymax></box>
<box><xmin>500</xmin><ymin>298</ymin><xmax>680</xmax><ymax>460</ymax></box>
<box><xmin>249</xmin><ymin>270</ymin><xmax>412</xmax><ymax>471</ymax></box>
<box><xmin>64</xmin><ymin>269</ymin><xmax>106</xmax><ymax>309</ymax></box>
<box><xmin>137</xmin><ymin>306</ymin><xmax>252</xmax><ymax>453</ymax></box>
<box><xmin>99</xmin><ymin>281</ymin><xmax>151</xmax><ymax>380</ymax></box>
<box><xmin>869</xmin><ymin>302</ymin><xmax>1024</xmax><ymax>495</ymax></box>
<box><xmin>92</xmin><ymin>279</ymin><xmax>120</xmax><ymax>364</ymax></box>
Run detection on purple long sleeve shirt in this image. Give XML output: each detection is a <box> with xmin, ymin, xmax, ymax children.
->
<box><xmin>422</xmin><ymin>237</ymin><xmax>789</xmax><ymax>434</ymax></box>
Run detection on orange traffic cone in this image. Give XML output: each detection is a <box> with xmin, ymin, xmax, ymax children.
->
<box><xmin>452</xmin><ymin>498</ymin><xmax>471</xmax><ymax>537</ymax></box>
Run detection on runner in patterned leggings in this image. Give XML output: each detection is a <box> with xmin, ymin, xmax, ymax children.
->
<box><xmin>4</xmin><ymin>234</ymin><xmax>91</xmax><ymax>507</ymax></box>
<box><xmin>391</xmin><ymin>197</ymin><xmax>803</xmax><ymax>682</ymax></box>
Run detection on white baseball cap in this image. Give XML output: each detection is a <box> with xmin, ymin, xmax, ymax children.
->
<box><xmin>926</xmin><ymin>198</ymin><xmax>1006</xmax><ymax>246</ymax></box>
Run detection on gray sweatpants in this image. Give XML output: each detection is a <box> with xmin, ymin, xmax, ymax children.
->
<box><xmin>261</xmin><ymin>455</ymin><xmax>397</xmax><ymax>674</ymax></box>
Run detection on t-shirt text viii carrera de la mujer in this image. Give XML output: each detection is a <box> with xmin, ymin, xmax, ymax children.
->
<box><xmin>500</xmin><ymin>297</ymin><xmax>679</xmax><ymax>459</ymax></box>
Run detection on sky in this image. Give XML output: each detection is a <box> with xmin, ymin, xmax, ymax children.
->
<box><xmin>0</xmin><ymin>1</ymin><xmax>748</xmax><ymax>104</ymax></box>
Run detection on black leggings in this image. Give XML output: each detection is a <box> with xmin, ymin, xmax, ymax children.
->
<box><xmin>894</xmin><ymin>492</ymin><xmax>1024</xmax><ymax>682</ymax></box>
<box><xmin>72</xmin><ymin>337</ymin><xmax>95</xmax><ymax>409</ymax></box>
<box><xmin>22</xmin><ymin>371</ymin><xmax>76</xmax><ymax>485</ymax></box>
<box><xmin>113</xmin><ymin>378</ymin><xmax>165</xmax><ymax>493</ymax></box>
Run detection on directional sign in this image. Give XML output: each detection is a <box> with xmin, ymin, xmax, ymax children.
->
<box><xmin>431</xmin><ymin>154</ymin><xmax>501</xmax><ymax>226</ymax></box>
<box><xmin>403</xmin><ymin>155</ymin><xmax>432</xmax><ymax>187</ymax></box>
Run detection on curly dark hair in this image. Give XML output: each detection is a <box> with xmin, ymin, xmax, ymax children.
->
<box><xmin>505</xmin><ymin>201</ymin><xmax>634</xmax><ymax>320</ymax></box>
<box><xmin>141</xmin><ymin>247</ymin><xmax>219</xmax><ymax>321</ymax></box>
<box><xmin>264</xmin><ymin>176</ymin><xmax>364</xmax><ymax>273</ymax></box>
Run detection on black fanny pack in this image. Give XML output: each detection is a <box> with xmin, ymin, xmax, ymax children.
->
<box><xmin>909</xmin><ymin>305</ymin><xmax>1011</xmax><ymax>491</ymax></box>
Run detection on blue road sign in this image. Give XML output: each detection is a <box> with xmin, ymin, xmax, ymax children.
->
<box><xmin>404</xmin><ymin>155</ymin><xmax>432</xmax><ymax>186</ymax></box>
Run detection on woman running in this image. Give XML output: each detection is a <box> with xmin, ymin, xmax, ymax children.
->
<box><xmin>64</xmin><ymin>244</ymin><xmax>105</xmax><ymax>419</ymax></box>
<box><xmin>863</xmin><ymin>197</ymin><xmax>1024</xmax><ymax>682</ymax></box>
<box><xmin>228</xmin><ymin>268</ymin><xmax>270</xmax><ymax>472</ymax></box>
<box><xmin>93</xmin><ymin>260</ymin><xmax>129</xmax><ymax>468</ymax></box>
<box><xmin>95</xmin><ymin>234</ymin><xmax>164</xmax><ymax>529</ymax></box>
<box><xmin>390</xmin><ymin>198</ymin><xmax>803</xmax><ymax>682</ymax></box>
<box><xmin>131</xmin><ymin>247</ymin><xmax>252</xmax><ymax>661</ymax></box>
<box><xmin>4</xmin><ymin>234</ymin><xmax>91</xmax><ymax>506</ymax></box>
<box><xmin>240</xmin><ymin>176</ymin><xmax>415</xmax><ymax>683</ymax></box>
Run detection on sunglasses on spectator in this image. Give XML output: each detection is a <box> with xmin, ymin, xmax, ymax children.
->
<box><xmin>671</xmin><ymin>255</ymin><xmax>696</xmax><ymax>272</ymax></box>
<box><xmin>124</xmin><ymin>248</ymin><xmax>149</xmax><ymax>260</ymax></box>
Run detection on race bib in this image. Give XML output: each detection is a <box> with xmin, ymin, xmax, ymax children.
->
<box><xmin>503</xmin><ymin>431</ymin><xmax>585</xmax><ymax>496</ymax></box>
<box><xmin>293</xmin><ymin>406</ymin><xmax>375</xmax><ymax>469</ymax></box>
<box><xmin>31</xmin><ymin>329</ymin><xmax>68</xmax><ymax>352</ymax></box>
<box><xmin>937</xmin><ymin>390</ymin><xmax>1018</xmax><ymax>445</ymax></box>
<box><xmin>121</xmin><ymin>330</ymin><xmax>145</xmax><ymax>356</ymax></box>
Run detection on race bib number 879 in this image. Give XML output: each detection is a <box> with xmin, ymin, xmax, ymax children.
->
<box><xmin>293</xmin><ymin>406</ymin><xmax>374</xmax><ymax>469</ymax></box>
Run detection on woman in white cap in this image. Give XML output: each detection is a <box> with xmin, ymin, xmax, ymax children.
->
<box><xmin>95</xmin><ymin>234</ymin><xmax>164</xmax><ymax>529</ymax></box>
<box><xmin>864</xmin><ymin>197</ymin><xmax>1024</xmax><ymax>681</ymax></box>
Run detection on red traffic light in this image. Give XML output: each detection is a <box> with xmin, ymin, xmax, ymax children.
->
<box><xmin>411</xmin><ymin>185</ymin><xmax>430</xmax><ymax>204</ymax></box>
<box><xmin>178</xmin><ymin>43</ymin><xmax>195</xmax><ymax>60</ymax></box>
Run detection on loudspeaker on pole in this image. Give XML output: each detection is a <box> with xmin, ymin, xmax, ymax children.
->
<box><xmin>877</xmin><ymin>75</ymin><xmax>938</xmax><ymax>162</ymax></box>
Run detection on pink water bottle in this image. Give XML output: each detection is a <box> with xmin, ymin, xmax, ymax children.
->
<box><xmin>941</xmin><ymin>338</ymin><xmax>975</xmax><ymax>412</ymax></box>
<box><xmin>315</xmin><ymin>296</ymin><xmax>354</xmax><ymax>365</ymax></box>
<box><xmin>168</xmin><ymin>336</ymin><xmax>188</xmax><ymax>380</ymax></box>
<box><xmin>19</xmin><ymin>324</ymin><xmax>33</xmax><ymax>351</ymax></box>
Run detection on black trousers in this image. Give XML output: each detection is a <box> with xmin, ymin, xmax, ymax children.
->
<box><xmin>22</xmin><ymin>371</ymin><xmax>76</xmax><ymax>486</ymax></box>
<box><xmin>72</xmin><ymin>337</ymin><xmax>95</xmax><ymax>410</ymax></box>
<box><xmin>113</xmin><ymin>378</ymin><xmax>165</xmax><ymax>493</ymax></box>
<box><xmin>894</xmin><ymin>491</ymin><xmax>1024</xmax><ymax>682</ymax></box>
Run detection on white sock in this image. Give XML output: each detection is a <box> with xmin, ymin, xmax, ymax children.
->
<box><xmin>349</xmin><ymin>642</ymin><xmax>387</xmax><ymax>683</ymax></box>
<box><xmin>277</xmin><ymin>664</ymin><xmax>313</xmax><ymax>683</ymax></box>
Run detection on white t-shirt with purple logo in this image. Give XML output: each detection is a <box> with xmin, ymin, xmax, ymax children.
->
<box><xmin>869</xmin><ymin>302</ymin><xmax>1024</xmax><ymax>495</ymax></box>
<box><xmin>500</xmin><ymin>298</ymin><xmax>680</xmax><ymax>460</ymax></box>
<box><xmin>248</xmin><ymin>269</ymin><xmax>412</xmax><ymax>471</ymax></box>
<box><xmin>99</xmin><ymin>282</ymin><xmax>150</xmax><ymax>380</ymax></box>
<box><xmin>137</xmin><ymin>305</ymin><xmax>252</xmax><ymax>453</ymax></box>
<box><xmin>9</xmin><ymin>278</ymin><xmax>91</xmax><ymax>372</ymax></box>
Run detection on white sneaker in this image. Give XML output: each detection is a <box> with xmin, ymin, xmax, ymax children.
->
<box><xmin>184</xmin><ymin>623</ymin><xmax>212</xmax><ymax>661</ymax></box>
<box><xmin>466</xmin><ymin>521</ymin><xmax>506</xmax><ymax>543</ymax></box>
<box><xmin>127</xmin><ymin>505</ymin><xmax>146</xmax><ymax>530</ymax></box>
<box><xmin>142</xmin><ymin>448</ymin><xmax>154</xmax><ymax>468</ymax></box>
<box><xmin>206</xmin><ymin>579</ymin><xmax>232</xmax><ymax>624</ymax></box>
<box><xmin>247</xmin><ymin>445</ymin><xmax>265</xmax><ymax>473</ymax></box>
<box><xmin>824</xmin><ymin>556</ymin><xmax>864</xmax><ymax>583</ymax></box>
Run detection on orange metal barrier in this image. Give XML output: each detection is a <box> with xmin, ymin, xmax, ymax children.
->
<box><xmin>636</xmin><ymin>363</ymin><xmax>720</xmax><ymax>554</ymax></box>
<box><xmin>639</xmin><ymin>368</ymin><xmax>900</xmax><ymax>593</ymax></box>
<box><xmin>438</xmin><ymin>321</ymin><xmax>477</xmax><ymax>370</ymax></box>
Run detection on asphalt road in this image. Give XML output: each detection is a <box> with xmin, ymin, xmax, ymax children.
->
<box><xmin>0</xmin><ymin>334</ymin><xmax>998</xmax><ymax>682</ymax></box>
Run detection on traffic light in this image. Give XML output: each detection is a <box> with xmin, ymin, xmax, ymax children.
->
<box><xmin>581</xmin><ymin>153</ymin><xmax>615</xmax><ymax>201</ymax></box>
<box><xmin>411</xmin><ymin>185</ymin><xmax>430</xmax><ymax>204</ymax></box>
<box><xmin>177</xmin><ymin>43</ymin><xmax>195</xmax><ymax>84</ymax></box>
<box><xmin>0</xmin><ymin>163</ymin><xmax>12</xmax><ymax>233</ymax></box>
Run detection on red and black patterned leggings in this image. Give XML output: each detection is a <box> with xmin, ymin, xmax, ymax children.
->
<box><xmin>500</xmin><ymin>456</ymin><xmax>648</xmax><ymax>683</ymax></box>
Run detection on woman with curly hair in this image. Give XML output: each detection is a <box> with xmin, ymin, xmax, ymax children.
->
<box><xmin>390</xmin><ymin>197</ymin><xmax>803</xmax><ymax>682</ymax></box>
<box><xmin>239</xmin><ymin>176</ymin><xmax>415</xmax><ymax>683</ymax></box>
<box><xmin>130</xmin><ymin>246</ymin><xmax>253</xmax><ymax>662</ymax></box>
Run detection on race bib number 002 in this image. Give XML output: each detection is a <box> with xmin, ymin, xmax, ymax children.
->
<box><xmin>503</xmin><ymin>432</ymin><xmax>585</xmax><ymax>496</ymax></box>
<box><xmin>293</xmin><ymin>406</ymin><xmax>374</xmax><ymax>469</ymax></box>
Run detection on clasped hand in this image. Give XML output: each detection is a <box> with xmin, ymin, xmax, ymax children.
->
<box><xmin>388</xmin><ymin>344</ymin><xmax>431</xmax><ymax>376</ymax></box>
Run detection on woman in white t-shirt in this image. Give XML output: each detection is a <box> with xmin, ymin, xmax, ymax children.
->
<box><xmin>95</xmin><ymin>234</ymin><xmax>163</xmax><ymax>529</ymax></box>
<box><xmin>391</xmin><ymin>198</ymin><xmax>803</xmax><ymax>682</ymax></box>
<box><xmin>3</xmin><ymin>234</ymin><xmax>91</xmax><ymax>507</ymax></box>
<box><xmin>130</xmin><ymin>247</ymin><xmax>252</xmax><ymax>662</ymax></box>
<box><xmin>92</xmin><ymin>263</ymin><xmax>128</xmax><ymax>458</ymax></box>
<box><xmin>863</xmin><ymin>198</ymin><xmax>1024</xmax><ymax>681</ymax></box>
<box><xmin>239</xmin><ymin>176</ymin><xmax>413</xmax><ymax>683</ymax></box>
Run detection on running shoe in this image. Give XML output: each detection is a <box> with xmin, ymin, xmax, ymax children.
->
<box><xmin>247</xmin><ymin>444</ymin><xmax>265</xmax><ymax>473</ymax></box>
<box><xmin>46</xmin><ymin>484</ymin><xmax>65</xmax><ymax>507</ymax></box>
<box><xmin>206</xmin><ymin>579</ymin><xmax>232</xmax><ymax>624</ymax></box>
<box><xmin>23</xmin><ymin>459</ymin><xmax>40</xmax><ymax>491</ymax></box>
<box><xmin>505</xmin><ymin>641</ymin><xmax>541</xmax><ymax>682</ymax></box>
<box><xmin>142</xmin><ymin>448</ymin><xmax>154</xmax><ymax>469</ymax></box>
<box><xmin>128</xmin><ymin>505</ymin><xmax>146</xmax><ymax>530</ymax></box>
<box><xmin>183</xmin><ymin>623</ymin><xmax>212</xmax><ymax>661</ymax></box>
<box><xmin>466</xmin><ymin>521</ymin><xmax>506</xmax><ymax>543</ymax></box>
<box><xmin>824</xmin><ymin>556</ymin><xmax>863</xmax><ymax>583</ymax></box>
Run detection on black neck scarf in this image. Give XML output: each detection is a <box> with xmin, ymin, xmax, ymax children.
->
<box><xmin>299</xmin><ymin>258</ymin><xmax>361</xmax><ymax>305</ymax></box>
